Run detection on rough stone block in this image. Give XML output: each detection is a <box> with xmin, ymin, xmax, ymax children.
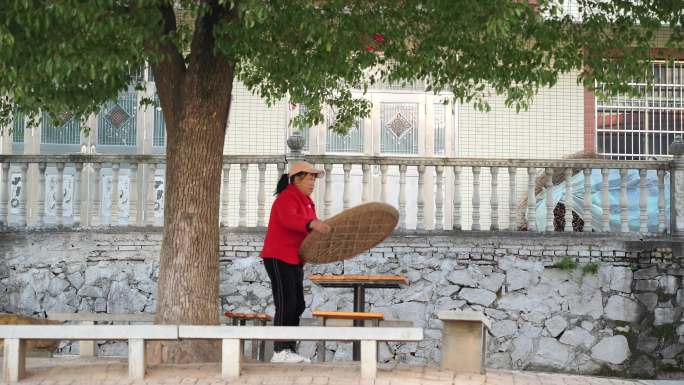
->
<box><xmin>591</xmin><ymin>335</ymin><xmax>630</xmax><ymax>364</ymax></box>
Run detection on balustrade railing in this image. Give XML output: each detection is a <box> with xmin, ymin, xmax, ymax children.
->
<box><xmin>1</xmin><ymin>152</ymin><xmax>681</xmax><ymax>237</ymax></box>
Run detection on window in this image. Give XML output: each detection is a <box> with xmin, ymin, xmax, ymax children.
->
<box><xmin>596</xmin><ymin>61</ymin><xmax>684</xmax><ymax>160</ymax></box>
<box><xmin>153</xmin><ymin>95</ymin><xmax>166</xmax><ymax>147</ymax></box>
<box><xmin>380</xmin><ymin>102</ymin><xmax>418</xmax><ymax>154</ymax></box>
<box><xmin>325</xmin><ymin>108</ymin><xmax>364</xmax><ymax>153</ymax></box>
<box><xmin>12</xmin><ymin>109</ymin><xmax>24</xmax><ymax>144</ymax></box>
<box><xmin>98</xmin><ymin>91</ymin><xmax>137</xmax><ymax>146</ymax></box>
<box><xmin>41</xmin><ymin>113</ymin><xmax>80</xmax><ymax>145</ymax></box>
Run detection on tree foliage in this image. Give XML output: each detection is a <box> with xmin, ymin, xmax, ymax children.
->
<box><xmin>0</xmin><ymin>0</ymin><xmax>682</xmax><ymax>135</ymax></box>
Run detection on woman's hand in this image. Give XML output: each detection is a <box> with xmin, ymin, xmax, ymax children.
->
<box><xmin>310</xmin><ymin>219</ymin><xmax>331</xmax><ymax>234</ymax></box>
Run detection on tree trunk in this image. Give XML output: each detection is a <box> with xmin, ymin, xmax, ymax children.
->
<box><xmin>147</xmin><ymin>65</ymin><xmax>234</xmax><ymax>364</ymax></box>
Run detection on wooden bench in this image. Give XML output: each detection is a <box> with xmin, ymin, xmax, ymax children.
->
<box><xmin>0</xmin><ymin>324</ymin><xmax>178</xmax><ymax>383</ymax></box>
<box><xmin>312</xmin><ymin>311</ymin><xmax>383</xmax><ymax>362</ymax></box>
<box><xmin>437</xmin><ymin>310</ymin><xmax>491</xmax><ymax>374</ymax></box>
<box><xmin>178</xmin><ymin>325</ymin><xmax>422</xmax><ymax>379</ymax></box>
<box><xmin>223</xmin><ymin>311</ymin><xmax>272</xmax><ymax>361</ymax></box>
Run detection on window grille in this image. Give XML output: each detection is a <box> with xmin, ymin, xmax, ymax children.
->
<box><xmin>98</xmin><ymin>91</ymin><xmax>138</xmax><ymax>146</ymax></box>
<box><xmin>41</xmin><ymin>113</ymin><xmax>80</xmax><ymax>145</ymax></box>
<box><xmin>380</xmin><ymin>102</ymin><xmax>418</xmax><ymax>154</ymax></box>
<box><xmin>596</xmin><ymin>61</ymin><xmax>684</xmax><ymax>160</ymax></box>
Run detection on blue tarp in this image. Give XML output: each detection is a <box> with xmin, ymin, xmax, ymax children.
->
<box><xmin>534</xmin><ymin>169</ymin><xmax>670</xmax><ymax>233</ymax></box>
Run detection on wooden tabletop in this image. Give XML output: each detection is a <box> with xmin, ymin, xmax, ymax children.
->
<box><xmin>308</xmin><ymin>274</ymin><xmax>409</xmax><ymax>288</ymax></box>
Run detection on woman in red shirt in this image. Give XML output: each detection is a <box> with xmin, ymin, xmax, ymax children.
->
<box><xmin>261</xmin><ymin>161</ymin><xmax>330</xmax><ymax>363</ymax></box>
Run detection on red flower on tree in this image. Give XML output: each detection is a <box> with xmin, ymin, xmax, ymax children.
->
<box><xmin>373</xmin><ymin>33</ymin><xmax>385</xmax><ymax>43</ymax></box>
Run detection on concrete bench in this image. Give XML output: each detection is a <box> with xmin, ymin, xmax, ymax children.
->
<box><xmin>437</xmin><ymin>310</ymin><xmax>491</xmax><ymax>374</ymax></box>
<box><xmin>0</xmin><ymin>324</ymin><xmax>177</xmax><ymax>383</ymax></box>
<box><xmin>178</xmin><ymin>325</ymin><xmax>423</xmax><ymax>379</ymax></box>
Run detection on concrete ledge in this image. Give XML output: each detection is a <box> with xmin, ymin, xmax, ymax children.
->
<box><xmin>178</xmin><ymin>326</ymin><xmax>422</xmax><ymax>341</ymax></box>
<box><xmin>0</xmin><ymin>325</ymin><xmax>178</xmax><ymax>340</ymax></box>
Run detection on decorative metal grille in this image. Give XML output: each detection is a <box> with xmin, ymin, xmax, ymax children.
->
<box><xmin>325</xmin><ymin>108</ymin><xmax>363</xmax><ymax>153</ymax></box>
<box><xmin>129</xmin><ymin>65</ymin><xmax>145</xmax><ymax>83</ymax></box>
<box><xmin>433</xmin><ymin>103</ymin><xmax>446</xmax><ymax>155</ymax></box>
<box><xmin>380</xmin><ymin>103</ymin><xmax>418</xmax><ymax>154</ymax></box>
<box><xmin>596</xmin><ymin>60</ymin><xmax>684</xmax><ymax>160</ymax></box>
<box><xmin>12</xmin><ymin>109</ymin><xmax>24</xmax><ymax>143</ymax></box>
<box><xmin>41</xmin><ymin>113</ymin><xmax>80</xmax><ymax>145</ymax></box>
<box><xmin>153</xmin><ymin>95</ymin><xmax>166</xmax><ymax>147</ymax></box>
<box><xmin>98</xmin><ymin>92</ymin><xmax>137</xmax><ymax>146</ymax></box>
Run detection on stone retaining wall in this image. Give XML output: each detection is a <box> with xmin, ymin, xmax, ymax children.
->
<box><xmin>0</xmin><ymin>228</ymin><xmax>682</xmax><ymax>378</ymax></box>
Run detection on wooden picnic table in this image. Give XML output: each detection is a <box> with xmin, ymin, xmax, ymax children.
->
<box><xmin>308</xmin><ymin>274</ymin><xmax>409</xmax><ymax>360</ymax></box>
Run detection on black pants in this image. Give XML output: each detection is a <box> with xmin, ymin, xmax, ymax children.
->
<box><xmin>263</xmin><ymin>258</ymin><xmax>305</xmax><ymax>353</ymax></box>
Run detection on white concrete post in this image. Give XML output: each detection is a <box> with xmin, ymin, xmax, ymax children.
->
<box><xmin>471</xmin><ymin>166</ymin><xmax>481</xmax><ymax>231</ymax></box>
<box><xmin>111</xmin><ymin>162</ymin><xmax>120</xmax><ymax>226</ymax></box>
<box><xmin>417</xmin><ymin>165</ymin><xmax>426</xmax><ymax>230</ymax></box>
<box><xmin>435</xmin><ymin>165</ymin><xmax>444</xmax><ymax>230</ymax></box>
<box><xmin>238</xmin><ymin>163</ymin><xmax>248</xmax><ymax>227</ymax></box>
<box><xmin>360</xmin><ymin>340</ymin><xmax>377</xmax><ymax>379</ymax></box>
<box><xmin>56</xmin><ymin>162</ymin><xmax>64</xmax><ymax>227</ymax></box>
<box><xmin>639</xmin><ymin>168</ymin><xmax>648</xmax><ymax>233</ymax></box>
<box><xmin>74</xmin><ymin>162</ymin><xmax>83</xmax><ymax>227</ymax></box>
<box><xmin>508</xmin><ymin>167</ymin><xmax>517</xmax><ymax>231</ymax></box>
<box><xmin>399</xmin><ymin>164</ymin><xmax>407</xmax><ymax>229</ymax></box>
<box><xmin>619</xmin><ymin>169</ymin><xmax>629</xmax><ymax>233</ymax></box>
<box><xmin>564</xmin><ymin>168</ymin><xmax>573</xmax><ymax>232</ymax></box>
<box><xmin>490</xmin><ymin>166</ymin><xmax>499</xmax><ymax>231</ymax></box>
<box><xmin>257</xmin><ymin>163</ymin><xmax>266</xmax><ymax>227</ymax></box>
<box><xmin>221</xmin><ymin>163</ymin><xmax>231</xmax><ymax>227</ymax></box>
<box><xmin>91</xmin><ymin>163</ymin><xmax>102</xmax><ymax>226</ymax></box>
<box><xmin>453</xmin><ymin>166</ymin><xmax>461</xmax><ymax>231</ymax></box>
<box><xmin>544</xmin><ymin>168</ymin><xmax>553</xmax><ymax>232</ymax></box>
<box><xmin>601</xmin><ymin>168</ymin><xmax>610</xmax><ymax>232</ymax></box>
<box><xmin>670</xmin><ymin>136</ymin><xmax>684</xmax><ymax>238</ymax></box>
<box><xmin>128</xmin><ymin>162</ymin><xmax>138</xmax><ymax>226</ymax></box>
<box><xmin>583</xmin><ymin>168</ymin><xmax>592</xmax><ymax>232</ymax></box>
<box><xmin>37</xmin><ymin>162</ymin><xmax>47</xmax><ymax>227</ymax></box>
<box><xmin>3</xmin><ymin>338</ymin><xmax>26</xmax><ymax>383</ymax></box>
<box><xmin>222</xmin><ymin>339</ymin><xmax>242</xmax><ymax>378</ymax></box>
<box><xmin>343</xmin><ymin>163</ymin><xmax>352</xmax><ymax>210</ymax></box>
<box><xmin>0</xmin><ymin>162</ymin><xmax>9</xmax><ymax>227</ymax></box>
<box><xmin>526</xmin><ymin>167</ymin><xmax>536</xmax><ymax>232</ymax></box>
<box><xmin>127</xmin><ymin>338</ymin><xmax>145</xmax><ymax>380</ymax></box>
<box><xmin>323</xmin><ymin>163</ymin><xmax>333</xmax><ymax>219</ymax></box>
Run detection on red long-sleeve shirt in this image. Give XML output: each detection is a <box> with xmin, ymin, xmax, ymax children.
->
<box><xmin>260</xmin><ymin>184</ymin><xmax>318</xmax><ymax>265</ymax></box>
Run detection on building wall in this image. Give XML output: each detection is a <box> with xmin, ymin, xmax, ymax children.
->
<box><xmin>0</xmin><ymin>228</ymin><xmax>682</xmax><ymax>378</ymax></box>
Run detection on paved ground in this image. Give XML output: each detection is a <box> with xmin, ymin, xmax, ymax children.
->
<box><xmin>1</xmin><ymin>357</ymin><xmax>682</xmax><ymax>385</ymax></box>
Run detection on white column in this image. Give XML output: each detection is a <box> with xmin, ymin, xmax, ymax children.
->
<box><xmin>564</xmin><ymin>168</ymin><xmax>573</xmax><ymax>232</ymax></box>
<box><xmin>435</xmin><ymin>165</ymin><xmax>444</xmax><ymax>230</ymax></box>
<box><xmin>37</xmin><ymin>162</ymin><xmax>47</xmax><ymax>227</ymax></box>
<box><xmin>380</xmin><ymin>164</ymin><xmax>388</xmax><ymax>204</ymax></box>
<box><xmin>238</xmin><ymin>163</ymin><xmax>248</xmax><ymax>227</ymax></box>
<box><xmin>127</xmin><ymin>338</ymin><xmax>146</xmax><ymax>380</ymax></box>
<box><xmin>583</xmin><ymin>168</ymin><xmax>592</xmax><ymax>232</ymax></box>
<box><xmin>343</xmin><ymin>163</ymin><xmax>352</xmax><ymax>210</ymax></box>
<box><xmin>417</xmin><ymin>165</ymin><xmax>425</xmax><ymax>230</ymax></box>
<box><xmin>361</xmin><ymin>164</ymin><xmax>370</xmax><ymax>203</ymax></box>
<box><xmin>544</xmin><ymin>168</ymin><xmax>553</xmax><ymax>232</ymax></box>
<box><xmin>639</xmin><ymin>168</ymin><xmax>648</xmax><ymax>233</ymax></box>
<box><xmin>128</xmin><ymin>163</ymin><xmax>138</xmax><ymax>226</ymax></box>
<box><xmin>91</xmin><ymin>163</ymin><xmax>102</xmax><ymax>226</ymax></box>
<box><xmin>527</xmin><ymin>167</ymin><xmax>536</xmax><ymax>232</ymax></box>
<box><xmin>257</xmin><ymin>163</ymin><xmax>266</xmax><ymax>227</ymax></box>
<box><xmin>222</xmin><ymin>339</ymin><xmax>242</xmax><ymax>378</ymax></box>
<box><xmin>453</xmin><ymin>166</ymin><xmax>461</xmax><ymax>231</ymax></box>
<box><xmin>360</xmin><ymin>340</ymin><xmax>377</xmax><ymax>379</ymax></box>
<box><xmin>221</xmin><ymin>164</ymin><xmax>231</xmax><ymax>227</ymax></box>
<box><xmin>56</xmin><ymin>162</ymin><xmax>65</xmax><ymax>227</ymax></box>
<box><xmin>471</xmin><ymin>166</ymin><xmax>481</xmax><ymax>231</ymax></box>
<box><xmin>399</xmin><ymin>164</ymin><xmax>407</xmax><ymax>229</ymax></box>
<box><xmin>323</xmin><ymin>163</ymin><xmax>333</xmax><ymax>218</ymax></box>
<box><xmin>490</xmin><ymin>166</ymin><xmax>499</xmax><ymax>231</ymax></box>
<box><xmin>18</xmin><ymin>163</ymin><xmax>28</xmax><ymax>227</ymax></box>
<box><xmin>74</xmin><ymin>163</ymin><xmax>83</xmax><ymax>227</ymax></box>
<box><xmin>601</xmin><ymin>168</ymin><xmax>610</xmax><ymax>231</ymax></box>
<box><xmin>508</xmin><ymin>167</ymin><xmax>517</xmax><ymax>231</ymax></box>
<box><xmin>145</xmin><ymin>163</ymin><xmax>156</xmax><ymax>226</ymax></box>
<box><xmin>619</xmin><ymin>169</ymin><xmax>629</xmax><ymax>233</ymax></box>
<box><xmin>111</xmin><ymin>162</ymin><xmax>120</xmax><ymax>226</ymax></box>
<box><xmin>658</xmin><ymin>169</ymin><xmax>666</xmax><ymax>233</ymax></box>
<box><xmin>0</xmin><ymin>162</ymin><xmax>9</xmax><ymax>227</ymax></box>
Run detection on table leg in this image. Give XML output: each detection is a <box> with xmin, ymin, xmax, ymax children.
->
<box><xmin>352</xmin><ymin>286</ymin><xmax>365</xmax><ymax>361</ymax></box>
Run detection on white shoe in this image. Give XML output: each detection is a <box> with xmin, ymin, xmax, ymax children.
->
<box><xmin>270</xmin><ymin>350</ymin><xmax>311</xmax><ymax>363</ymax></box>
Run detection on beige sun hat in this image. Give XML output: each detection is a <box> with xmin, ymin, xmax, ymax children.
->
<box><xmin>288</xmin><ymin>161</ymin><xmax>325</xmax><ymax>178</ymax></box>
